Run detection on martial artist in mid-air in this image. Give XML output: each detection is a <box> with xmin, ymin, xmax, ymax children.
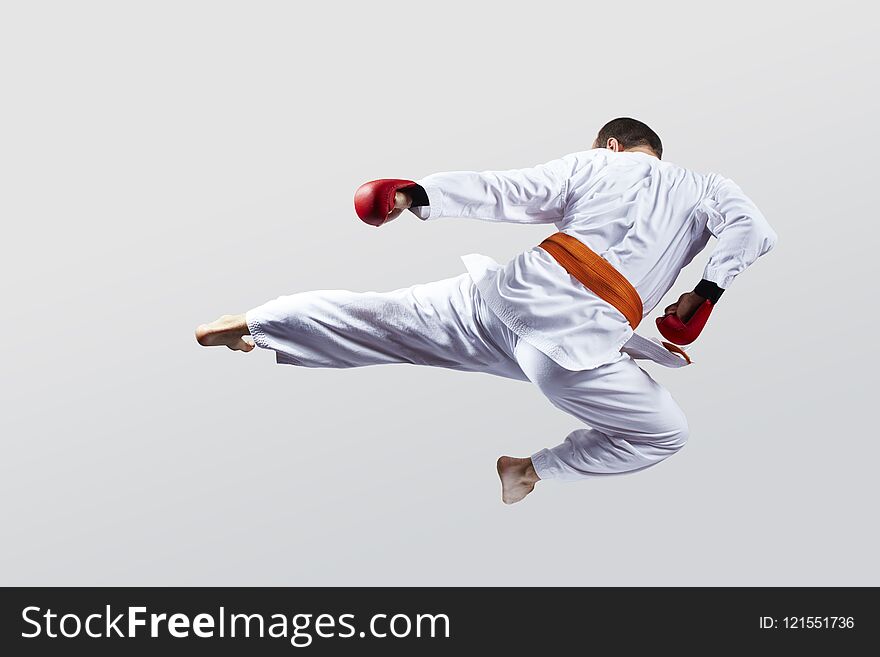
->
<box><xmin>196</xmin><ymin>117</ymin><xmax>777</xmax><ymax>504</ymax></box>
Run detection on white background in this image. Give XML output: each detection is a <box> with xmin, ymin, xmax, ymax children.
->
<box><xmin>1</xmin><ymin>0</ymin><xmax>877</xmax><ymax>585</ymax></box>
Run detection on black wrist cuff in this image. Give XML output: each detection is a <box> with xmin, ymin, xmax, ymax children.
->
<box><xmin>406</xmin><ymin>184</ymin><xmax>429</xmax><ymax>207</ymax></box>
<box><xmin>694</xmin><ymin>279</ymin><xmax>725</xmax><ymax>304</ymax></box>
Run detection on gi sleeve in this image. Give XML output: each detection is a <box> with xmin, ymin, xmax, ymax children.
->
<box><xmin>408</xmin><ymin>154</ymin><xmax>577</xmax><ymax>224</ymax></box>
<box><xmin>700</xmin><ymin>176</ymin><xmax>778</xmax><ymax>290</ymax></box>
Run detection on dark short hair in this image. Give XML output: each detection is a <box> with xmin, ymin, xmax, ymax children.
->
<box><xmin>595</xmin><ymin>117</ymin><xmax>663</xmax><ymax>159</ymax></box>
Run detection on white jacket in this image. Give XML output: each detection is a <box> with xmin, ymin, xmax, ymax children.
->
<box><xmin>411</xmin><ymin>148</ymin><xmax>777</xmax><ymax>371</ymax></box>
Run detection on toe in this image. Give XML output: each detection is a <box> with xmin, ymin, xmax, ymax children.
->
<box><xmin>195</xmin><ymin>324</ymin><xmax>211</xmax><ymax>346</ymax></box>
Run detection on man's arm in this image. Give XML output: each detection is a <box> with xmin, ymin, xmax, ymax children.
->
<box><xmin>700</xmin><ymin>176</ymin><xmax>778</xmax><ymax>290</ymax></box>
<box><xmin>404</xmin><ymin>154</ymin><xmax>578</xmax><ymax>224</ymax></box>
<box><xmin>664</xmin><ymin>178</ymin><xmax>777</xmax><ymax>330</ymax></box>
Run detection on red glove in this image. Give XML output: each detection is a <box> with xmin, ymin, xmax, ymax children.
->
<box><xmin>354</xmin><ymin>178</ymin><xmax>417</xmax><ymax>227</ymax></box>
<box><xmin>656</xmin><ymin>299</ymin><xmax>714</xmax><ymax>345</ymax></box>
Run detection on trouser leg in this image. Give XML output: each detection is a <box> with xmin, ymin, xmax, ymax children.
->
<box><xmin>513</xmin><ymin>341</ymin><xmax>689</xmax><ymax>481</ymax></box>
<box><xmin>245</xmin><ymin>273</ymin><xmax>527</xmax><ymax>380</ymax></box>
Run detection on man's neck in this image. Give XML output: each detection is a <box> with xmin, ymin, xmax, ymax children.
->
<box><xmin>623</xmin><ymin>145</ymin><xmax>659</xmax><ymax>158</ymax></box>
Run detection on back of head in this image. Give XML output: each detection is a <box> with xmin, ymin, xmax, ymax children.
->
<box><xmin>595</xmin><ymin>117</ymin><xmax>663</xmax><ymax>159</ymax></box>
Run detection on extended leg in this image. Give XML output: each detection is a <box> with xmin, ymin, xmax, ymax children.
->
<box><xmin>197</xmin><ymin>274</ymin><xmax>527</xmax><ymax>379</ymax></box>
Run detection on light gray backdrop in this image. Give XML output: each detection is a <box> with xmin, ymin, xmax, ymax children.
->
<box><xmin>1</xmin><ymin>1</ymin><xmax>877</xmax><ymax>585</ymax></box>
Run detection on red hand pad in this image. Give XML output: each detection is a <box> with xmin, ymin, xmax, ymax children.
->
<box><xmin>354</xmin><ymin>178</ymin><xmax>417</xmax><ymax>227</ymax></box>
<box><xmin>656</xmin><ymin>299</ymin><xmax>714</xmax><ymax>345</ymax></box>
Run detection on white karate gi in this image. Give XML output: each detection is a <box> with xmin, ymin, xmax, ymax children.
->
<box><xmin>246</xmin><ymin>149</ymin><xmax>777</xmax><ymax>481</ymax></box>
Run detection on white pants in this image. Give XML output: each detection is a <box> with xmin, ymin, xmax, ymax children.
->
<box><xmin>246</xmin><ymin>274</ymin><xmax>689</xmax><ymax>481</ymax></box>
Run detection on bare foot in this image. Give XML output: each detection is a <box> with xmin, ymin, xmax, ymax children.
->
<box><xmin>496</xmin><ymin>456</ymin><xmax>540</xmax><ymax>505</ymax></box>
<box><xmin>195</xmin><ymin>313</ymin><xmax>255</xmax><ymax>352</ymax></box>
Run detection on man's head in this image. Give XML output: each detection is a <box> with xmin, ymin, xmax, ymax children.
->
<box><xmin>592</xmin><ymin>117</ymin><xmax>663</xmax><ymax>159</ymax></box>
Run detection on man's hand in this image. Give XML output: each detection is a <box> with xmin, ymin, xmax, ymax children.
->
<box><xmin>663</xmin><ymin>291</ymin><xmax>706</xmax><ymax>323</ymax></box>
<box><xmin>385</xmin><ymin>190</ymin><xmax>413</xmax><ymax>223</ymax></box>
<box><xmin>658</xmin><ymin>285</ymin><xmax>718</xmax><ymax>345</ymax></box>
<box><xmin>354</xmin><ymin>179</ymin><xmax>417</xmax><ymax>227</ymax></box>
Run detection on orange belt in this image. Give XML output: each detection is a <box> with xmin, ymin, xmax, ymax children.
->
<box><xmin>538</xmin><ymin>232</ymin><xmax>643</xmax><ymax>329</ymax></box>
<box><xmin>538</xmin><ymin>233</ymin><xmax>691</xmax><ymax>364</ymax></box>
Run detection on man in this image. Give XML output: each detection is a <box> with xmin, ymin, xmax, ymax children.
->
<box><xmin>195</xmin><ymin>117</ymin><xmax>777</xmax><ymax>504</ymax></box>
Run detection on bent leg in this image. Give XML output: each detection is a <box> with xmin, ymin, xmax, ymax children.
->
<box><xmin>516</xmin><ymin>341</ymin><xmax>689</xmax><ymax>482</ymax></box>
<box><xmin>245</xmin><ymin>274</ymin><xmax>527</xmax><ymax>378</ymax></box>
